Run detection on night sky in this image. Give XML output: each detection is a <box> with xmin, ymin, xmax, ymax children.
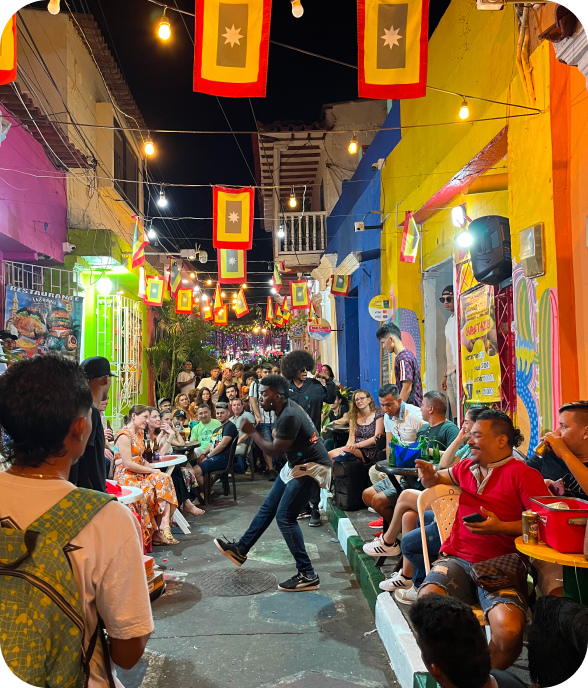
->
<box><xmin>54</xmin><ymin>0</ymin><xmax>451</xmax><ymax>315</ymax></box>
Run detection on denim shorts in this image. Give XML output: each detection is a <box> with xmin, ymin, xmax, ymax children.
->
<box><xmin>422</xmin><ymin>555</ymin><xmax>527</xmax><ymax>620</ymax></box>
<box><xmin>258</xmin><ymin>423</ymin><xmax>273</xmax><ymax>441</ymax></box>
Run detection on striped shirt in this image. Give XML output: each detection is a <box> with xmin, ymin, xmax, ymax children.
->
<box><xmin>394</xmin><ymin>349</ymin><xmax>423</xmax><ymax>407</ymax></box>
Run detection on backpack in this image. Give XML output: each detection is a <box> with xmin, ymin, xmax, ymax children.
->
<box><xmin>0</xmin><ymin>488</ymin><xmax>115</xmax><ymax>688</ymax></box>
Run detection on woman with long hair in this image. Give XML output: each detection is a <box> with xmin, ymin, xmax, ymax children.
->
<box><xmin>174</xmin><ymin>393</ymin><xmax>190</xmax><ymax>414</ymax></box>
<box><xmin>147</xmin><ymin>408</ymin><xmax>203</xmax><ymax>518</ymax></box>
<box><xmin>114</xmin><ymin>405</ymin><xmax>179</xmax><ymax>546</ymax></box>
<box><xmin>328</xmin><ymin>389</ymin><xmax>384</xmax><ymax>463</ymax></box>
<box><xmin>196</xmin><ymin>387</ymin><xmax>215</xmax><ymax>416</ymax></box>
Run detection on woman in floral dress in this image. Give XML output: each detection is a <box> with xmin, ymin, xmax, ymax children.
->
<box><xmin>114</xmin><ymin>405</ymin><xmax>179</xmax><ymax>546</ymax></box>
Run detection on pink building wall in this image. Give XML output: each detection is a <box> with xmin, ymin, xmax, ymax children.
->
<box><xmin>0</xmin><ymin>114</ymin><xmax>67</xmax><ymax>262</ymax></box>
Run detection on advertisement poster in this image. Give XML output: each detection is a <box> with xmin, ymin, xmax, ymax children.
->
<box><xmin>368</xmin><ymin>295</ymin><xmax>393</xmax><ymax>321</ymax></box>
<box><xmin>4</xmin><ymin>286</ymin><xmax>84</xmax><ymax>362</ymax></box>
<box><xmin>460</xmin><ymin>284</ymin><xmax>501</xmax><ymax>403</ymax></box>
<box><xmin>308</xmin><ymin>318</ymin><xmax>331</xmax><ymax>341</ymax></box>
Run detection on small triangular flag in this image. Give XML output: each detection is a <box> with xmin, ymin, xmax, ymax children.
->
<box><xmin>214</xmin><ymin>283</ymin><xmax>224</xmax><ymax>314</ymax></box>
<box><xmin>234</xmin><ymin>288</ymin><xmax>249</xmax><ymax>318</ymax></box>
<box><xmin>266</xmin><ymin>296</ymin><xmax>274</xmax><ymax>322</ymax></box>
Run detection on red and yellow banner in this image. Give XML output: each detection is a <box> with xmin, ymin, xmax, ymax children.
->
<box><xmin>214</xmin><ymin>283</ymin><xmax>224</xmax><ymax>313</ymax></box>
<box><xmin>331</xmin><ymin>274</ymin><xmax>351</xmax><ymax>296</ymax></box>
<box><xmin>400</xmin><ymin>210</ymin><xmax>420</xmax><ymax>263</ymax></box>
<box><xmin>234</xmin><ymin>287</ymin><xmax>249</xmax><ymax>318</ymax></box>
<box><xmin>0</xmin><ymin>16</ymin><xmax>16</xmax><ymax>86</ymax></box>
<box><xmin>273</xmin><ymin>263</ymin><xmax>282</xmax><ymax>291</ymax></box>
<box><xmin>290</xmin><ymin>281</ymin><xmax>310</xmax><ymax>310</ymax></box>
<box><xmin>131</xmin><ymin>217</ymin><xmax>149</xmax><ymax>269</ymax></box>
<box><xmin>218</xmin><ymin>248</ymin><xmax>247</xmax><ymax>284</ymax></box>
<box><xmin>169</xmin><ymin>259</ymin><xmax>182</xmax><ymax>296</ymax></box>
<box><xmin>194</xmin><ymin>0</ymin><xmax>272</xmax><ymax>98</ymax></box>
<box><xmin>308</xmin><ymin>301</ymin><xmax>317</xmax><ymax>322</ymax></box>
<box><xmin>144</xmin><ymin>276</ymin><xmax>165</xmax><ymax>307</ymax></box>
<box><xmin>201</xmin><ymin>294</ymin><xmax>213</xmax><ymax>320</ymax></box>
<box><xmin>213</xmin><ymin>186</ymin><xmax>254</xmax><ymax>250</ymax></box>
<box><xmin>358</xmin><ymin>0</ymin><xmax>429</xmax><ymax>99</ymax></box>
<box><xmin>214</xmin><ymin>304</ymin><xmax>229</xmax><ymax>325</ymax></box>
<box><xmin>266</xmin><ymin>296</ymin><xmax>274</xmax><ymax>322</ymax></box>
<box><xmin>274</xmin><ymin>305</ymin><xmax>284</xmax><ymax>328</ymax></box>
<box><xmin>175</xmin><ymin>289</ymin><xmax>193</xmax><ymax>314</ymax></box>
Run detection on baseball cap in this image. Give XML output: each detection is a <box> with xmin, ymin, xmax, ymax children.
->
<box><xmin>173</xmin><ymin>409</ymin><xmax>186</xmax><ymax>419</ymax></box>
<box><xmin>81</xmin><ymin>356</ymin><xmax>117</xmax><ymax>379</ymax></box>
<box><xmin>0</xmin><ymin>330</ymin><xmax>17</xmax><ymax>341</ymax></box>
<box><xmin>158</xmin><ymin>397</ymin><xmax>172</xmax><ymax>407</ymax></box>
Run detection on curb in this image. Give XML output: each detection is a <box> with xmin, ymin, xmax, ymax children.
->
<box><xmin>325</xmin><ymin>497</ymin><xmax>433</xmax><ymax>688</ymax></box>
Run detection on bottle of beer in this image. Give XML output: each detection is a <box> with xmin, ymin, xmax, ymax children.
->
<box><xmin>418</xmin><ymin>435</ymin><xmax>429</xmax><ymax>461</ymax></box>
<box><xmin>432</xmin><ymin>439</ymin><xmax>441</xmax><ymax>465</ymax></box>
<box><xmin>143</xmin><ymin>430</ymin><xmax>153</xmax><ymax>463</ymax></box>
<box><xmin>389</xmin><ymin>436</ymin><xmax>399</xmax><ymax>467</ymax></box>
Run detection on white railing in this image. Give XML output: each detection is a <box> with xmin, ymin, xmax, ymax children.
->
<box><xmin>276</xmin><ymin>212</ymin><xmax>327</xmax><ymax>254</ymax></box>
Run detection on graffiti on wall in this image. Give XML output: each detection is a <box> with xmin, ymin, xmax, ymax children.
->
<box><xmin>513</xmin><ymin>262</ymin><xmax>561</xmax><ymax>455</ymax></box>
<box><xmin>386</xmin><ymin>283</ymin><xmax>423</xmax><ymax>372</ymax></box>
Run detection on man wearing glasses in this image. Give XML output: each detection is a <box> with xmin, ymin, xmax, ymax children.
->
<box><xmin>440</xmin><ymin>285</ymin><xmax>457</xmax><ymax>422</ymax></box>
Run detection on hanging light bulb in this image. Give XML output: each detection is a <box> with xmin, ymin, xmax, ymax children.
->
<box><xmin>268</xmin><ymin>279</ymin><xmax>274</xmax><ymax>285</ymax></box>
<box><xmin>147</xmin><ymin>227</ymin><xmax>157</xmax><ymax>240</ymax></box>
<box><xmin>144</xmin><ymin>140</ymin><xmax>155</xmax><ymax>156</ymax></box>
<box><xmin>291</xmin><ymin>0</ymin><xmax>304</xmax><ymax>18</ymax></box>
<box><xmin>348</xmin><ymin>132</ymin><xmax>358</xmax><ymax>155</ymax></box>
<box><xmin>459</xmin><ymin>99</ymin><xmax>470</xmax><ymax>120</ymax></box>
<box><xmin>190</xmin><ymin>272</ymin><xmax>196</xmax><ymax>279</ymax></box>
<box><xmin>242</xmin><ymin>283</ymin><xmax>247</xmax><ymax>289</ymax></box>
<box><xmin>271</xmin><ymin>288</ymin><xmax>277</xmax><ymax>294</ymax></box>
<box><xmin>200</xmin><ymin>295</ymin><xmax>207</xmax><ymax>302</ymax></box>
<box><xmin>158</xmin><ymin>9</ymin><xmax>171</xmax><ymax>41</ymax></box>
<box><xmin>254</xmin><ymin>327</ymin><xmax>260</xmax><ymax>333</ymax></box>
<box><xmin>193</xmin><ymin>285</ymin><xmax>200</xmax><ymax>293</ymax></box>
<box><xmin>157</xmin><ymin>187</ymin><xmax>167</xmax><ymax>208</ymax></box>
<box><xmin>262</xmin><ymin>328</ymin><xmax>267</xmax><ymax>334</ymax></box>
<box><xmin>278</xmin><ymin>226</ymin><xmax>285</xmax><ymax>238</ymax></box>
<box><xmin>47</xmin><ymin>0</ymin><xmax>61</xmax><ymax>15</ymax></box>
<box><xmin>221</xmin><ymin>291</ymin><xmax>226</xmax><ymax>298</ymax></box>
<box><xmin>207</xmin><ymin>279</ymin><xmax>212</xmax><ymax>285</ymax></box>
<box><xmin>288</xmin><ymin>190</ymin><xmax>297</xmax><ymax>209</ymax></box>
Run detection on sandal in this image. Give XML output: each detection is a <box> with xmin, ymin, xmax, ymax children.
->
<box><xmin>153</xmin><ymin>526</ymin><xmax>179</xmax><ymax>546</ymax></box>
<box><xmin>183</xmin><ymin>501</ymin><xmax>205</xmax><ymax>517</ymax></box>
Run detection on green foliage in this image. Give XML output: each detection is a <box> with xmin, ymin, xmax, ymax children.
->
<box><xmin>146</xmin><ymin>304</ymin><xmax>216</xmax><ymax>401</ymax></box>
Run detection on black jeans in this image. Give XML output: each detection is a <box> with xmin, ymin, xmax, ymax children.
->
<box><xmin>239</xmin><ymin>475</ymin><xmax>316</xmax><ymax>576</ymax></box>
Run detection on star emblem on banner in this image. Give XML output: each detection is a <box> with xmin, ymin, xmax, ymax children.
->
<box><xmin>228</xmin><ymin>211</ymin><xmax>240</xmax><ymax>223</ymax></box>
<box><xmin>222</xmin><ymin>25</ymin><xmax>243</xmax><ymax>48</ymax></box>
<box><xmin>381</xmin><ymin>25</ymin><xmax>402</xmax><ymax>49</ymax></box>
<box><xmin>229</xmin><ymin>257</ymin><xmax>237</xmax><ymax>265</ymax></box>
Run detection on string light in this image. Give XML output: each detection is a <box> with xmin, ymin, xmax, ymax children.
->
<box><xmin>182</xmin><ymin>279</ymin><xmax>188</xmax><ymax>285</ymax></box>
<box><xmin>144</xmin><ymin>140</ymin><xmax>155</xmax><ymax>156</ymax></box>
<box><xmin>193</xmin><ymin>285</ymin><xmax>200</xmax><ymax>293</ymax></box>
<box><xmin>147</xmin><ymin>227</ymin><xmax>157</xmax><ymax>240</ymax></box>
<box><xmin>268</xmin><ymin>279</ymin><xmax>273</xmax><ymax>285</ymax></box>
<box><xmin>47</xmin><ymin>0</ymin><xmax>61</xmax><ymax>15</ymax></box>
<box><xmin>242</xmin><ymin>283</ymin><xmax>247</xmax><ymax>289</ymax></box>
<box><xmin>190</xmin><ymin>272</ymin><xmax>196</xmax><ymax>279</ymax></box>
<box><xmin>271</xmin><ymin>288</ymin><xmax>277</xmax><ymax>294</ymax></box>
<box><xmin>288</xmin><ymin>191</ymin><xmax>297</xmax><ymax>209</ymax></box>
<box><xmin>348</xmin><ymin>132</ymin><xmax>358</xmax><ymax>155</ymax></box>
<box><xmin>262</xmin><ymin>328</ymin><xmax>267</xmax><ymax>334</ymax></box>
<box><xmin>221</xmin><ymin>291</ymin><xmax>226</xmax><ymax>298</ymax></box>
<box><xmin>157</xmin><ymin>187</ymin><xmax>168</xmax><ymax>207</ymax></box>
<box><xmin>459</xmin><ymin>99</ymin><xmax>470</xmax><ymax>120</ymax></box>
<box><xmin>158</xmin><ymin>8</ymin><xmax>171</xmax><ymax>41</ymax></box>
<box><xmin>291</xmin><ymin>0</ymin><xmax>304</xmax><ymax>18</ymax></box>
<box><xmin>207</xmin><ymin>279</ymin><xmax>212</xmax><ymax>285</ymax></box>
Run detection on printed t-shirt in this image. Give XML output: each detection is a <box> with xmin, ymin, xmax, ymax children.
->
<box><xmin>383</xmin><ymin>402</ymin><xmax>426</xmax><ymax>444</ymax></box>
<box><xmin>210</xmin><ymin>421</ymin><xmax>239</xmax><ymax>461</ymax></box>
<box><xmin>416</xmin><ymin>420</ymin><xmax>460</xmax><ymax>451</ymax></box>
<box><xmin>443</xmin><ymin>457</ymin><xmax>548</xmax><ymax>563</ymax></box>
<box><xmin>394</xmin><ymin>349</ymin><xmax>423</xmax><ymax>407</ymax></box>
<box><xmin>0</xmin><ymin>473</ymin><xmax>153</xmax><ymax>688</ymax></box>
<box><xmin>190</xmin><ymin>419</ymin><xmax>221</xmax><ymax>446</ymax></box>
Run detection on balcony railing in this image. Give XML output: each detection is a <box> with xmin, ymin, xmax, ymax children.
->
<box><xmin>276</xmin><ymin>212</ymin><xmax>327</xmax><ymax>255</ymax></box>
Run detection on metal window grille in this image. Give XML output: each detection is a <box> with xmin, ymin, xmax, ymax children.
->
<box><xmin>97</xmin><ymin>295</ymin><xmax>143</xmax><ymax>430</ymax></box>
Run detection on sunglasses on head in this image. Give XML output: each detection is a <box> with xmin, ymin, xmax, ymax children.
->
<box><xmin>439</xmin><ymin>296</ymin><xmax>454</xmax><ymax>303</ymax></box>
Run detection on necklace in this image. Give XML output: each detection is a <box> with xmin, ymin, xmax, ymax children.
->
<box><xmin>8</xmin><ymin>468</ymin><xmax>67</xmax><ymax>481</ymax></box>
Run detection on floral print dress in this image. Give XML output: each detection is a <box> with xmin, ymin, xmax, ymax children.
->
<box><xmin>114</xmin><ymin>427</ymin><xmax>178</xmax><ymax>545</ymax></box>
<box><xmin>354</xmin><ymin>409</ymin><xmax>384</xmax><ymax>464</ymax></box>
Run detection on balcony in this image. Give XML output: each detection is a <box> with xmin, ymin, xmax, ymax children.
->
<box><xmin>275</xmin><ymin>212</ymin><xmax>327</xmax><ymax>269</ymax></box>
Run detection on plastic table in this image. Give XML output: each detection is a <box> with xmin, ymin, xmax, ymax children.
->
<box><xmin>515</xmin><ymin>536</ymin><xmax>588</xmax><ymax>604</ymax></box>
<box><xmin>154</xmin><ymin>455</ymin><xmax>188</xmax><ymax>475</ymax></box>
<box><xmin>106</xmin><ymin>480</ymin><xmax>143</xmax><ymax>505</ymax></box>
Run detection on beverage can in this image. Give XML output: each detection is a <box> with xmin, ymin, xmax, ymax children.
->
<box><xmin>522</xmin><ymin>511</ymin><xmax>539</xmax><ymax>545</ymax></box>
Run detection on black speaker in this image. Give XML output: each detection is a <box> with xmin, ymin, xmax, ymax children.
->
<box><xmin>469</xmin><ymin>215</ymin><xmax>512</xmax><ymax>286</ymax></box>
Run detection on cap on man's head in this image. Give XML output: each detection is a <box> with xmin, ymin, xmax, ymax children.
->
<box><xmin>158</xmin><ymin>397</ymin><xmax>171</xmax><ymax>407</ymax></box>
<box><xmin>0</xmin><ymin>330</ymin><xmax>17</xmax><ymax>341</ymax></box>
<box><xmin>173</xmin><ymin>409</ymin><xmax>186</xmax><ymax>419</ymax></box>
<box><xmin>81</xmin><ymin>356</ymin><xmax>117</xmax><ymax>380</ymax></box>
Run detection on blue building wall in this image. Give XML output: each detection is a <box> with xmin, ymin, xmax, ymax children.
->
<box><xmin>325</xmin><ymin>103</ymin><xmax>402</xmax><ymax>395</ymax></box>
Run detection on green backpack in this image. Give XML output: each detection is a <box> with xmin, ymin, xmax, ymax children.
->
<box><xmin>0</xmin><ymin>488</ymin><xmax>115</xmax><ymax>688</ymax></box>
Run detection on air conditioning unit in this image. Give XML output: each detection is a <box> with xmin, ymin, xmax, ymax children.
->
<box><xmin>477</xmin><ymin>0</ymin><xmax>505</xmax><ymax>9</ymax></box>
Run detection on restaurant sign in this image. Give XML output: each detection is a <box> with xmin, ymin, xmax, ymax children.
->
<box><xmin>459</xmin><ymin>284</ymin><xmax>501</xmax><ymax>403</ymax></box>
<box><xmin>4</xmin><ymin>285</ymin><xmax>84</xmax><ymax>362</ymax></box>
<box><xmin>308</xmin><ymin>318</ymin><xmax>331</xmax><ymax>341</ymax></box>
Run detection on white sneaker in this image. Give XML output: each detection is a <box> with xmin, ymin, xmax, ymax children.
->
<box><xmin>368</xmin><ymin>507</ymin><xmax>377</xmax><ymax>513</ymax></box>
<box><xmin>394</xmin><ymin>586</ymin><xmax>418</xmax><ymax>605</ymax></box>
<box><xmin>362</xmin><ymin>535</ymin><xmax>401</xmax><ymax>557</ymax></box>
<box><xmin>379</xmin><ymin>572</ymin><xmax>412</xmax><ymax>592</ymax></box>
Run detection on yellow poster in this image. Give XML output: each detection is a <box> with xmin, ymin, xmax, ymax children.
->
<box><xmin>460</xmin><ymin>285</ymin><xmax>501</xmax><ymax>403</ymax></box>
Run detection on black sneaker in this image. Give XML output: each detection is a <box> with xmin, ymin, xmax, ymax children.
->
<box><xmin>309</xmin><ymin>507</ymin><xmax>322</xmax><ymax>527</ymax></box>
<box><xmin>297</xmin><ymin>507</ymin><xmax>312</xmax><ymax>520</ymax></box>
<box><xmin>214</xmin><ymin>538</ymin><xmax>247</xmax><ymax>567</ymax></box>
<box><xmin>278</xmin><ymin>572</ymin><xmax>320</xmax><ymax>592</ymax></box>
<box><xmin>268</xmin><ymin>469</ymin><xmax>278</xmax><ymax>481</ymax></box>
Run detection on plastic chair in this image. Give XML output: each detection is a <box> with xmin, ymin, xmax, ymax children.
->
<box><xmin>203</xmin><ymin>437</ymin><xmax>238</xmax><ymax>505</ymax></box>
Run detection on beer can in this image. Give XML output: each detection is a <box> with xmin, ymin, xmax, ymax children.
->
<box><xmin>522</xmin><ymin>511</ymin><xmax>539</xmax><ymax>545</ymax></box>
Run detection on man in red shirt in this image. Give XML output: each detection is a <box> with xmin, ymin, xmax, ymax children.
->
<box><xmin>415</xmin><ymin>409</ymin><xmax>547</xmax><ymax>671</ymax></box>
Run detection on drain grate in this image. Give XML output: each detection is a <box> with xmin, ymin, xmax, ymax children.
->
<box><xmin>195</xmin><ymin>569</ymin><xmax>277</xmax><ymax>596</ymax></box>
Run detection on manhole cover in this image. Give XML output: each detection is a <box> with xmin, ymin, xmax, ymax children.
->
<box><xmin>195</xmin><ymin>570</ymin><xmax>277</xmax><ymax>596</ymax></box>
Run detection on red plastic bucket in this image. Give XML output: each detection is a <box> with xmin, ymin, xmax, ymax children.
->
<box><xmin>530</xmin><ymin>496</ymin><xmax>588</xmax><ymax>553</ymax></box>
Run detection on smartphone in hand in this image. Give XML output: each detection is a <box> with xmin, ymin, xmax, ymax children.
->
<box><xmin>462</xmin><ymin>512</ymin><xmax>486</xmax><ymax>524</ymax></box>
<box><xmin>548</xmin><ymin>478</ymin><xmax>565</xmax><ymax>496</ymax></box>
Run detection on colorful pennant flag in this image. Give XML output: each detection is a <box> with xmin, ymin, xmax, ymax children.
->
<box><xmin>144</xmin><ymin>276</ymin><xmax>165</xmax><ymax>307</ymax></box>
<box><xmin>218</xmin><ymin>248</ymin><xmax>247</xmax><ymax>284</ymax></box>
<box><xmin>175</xmin><ymin>289</ymin><xmax>193</xmax><ymax>314</ymax></box>
<box><xmin>281</xmin><ymin>297</ymin><xmax>291</xmax><ymax>324</ymax></box>
<box><xmin>358</xmin><ymin>0</ymin><xmax>430</xmax><ymax>99</ymax></box>
<box><xmin>274</xmin><ymin>305</ymin><xmax>284</xmax><ymax>328</ymax></box>
<box><xmin>290</xmin><ymin>281</ymin><xmax>310</xmax><ymax>310</ymax></box>
<box><xmin>214</xmin><ymin>304</ymin><xmax>228</xmax><ymax>326</ymax></box>
<box><xmin>131</xmin><ymin>217</ymin><xmax>149</xmax><ymax>269</ymax></box>
<box><xmin>331</xmin><ymin>274</ymin><xmax>351</xmax><ymax>297</ymax></box>
<box><xmin>213</xmin><ymin>186</ymin><xmax>254</xmax><ymax>250</ymax></box>
<box><xmin>234</xmin><ymin>288</ymin><xmax>249</xmax><ymax>318</ymax></box>
<box><xmin>194</xmin><ymin>0</ymin><xmax>272</xmax><ymax>98</ymax></box>
<box><xmin>400</xmin><ymin>211</ymin><xmax>420</xmax><ymax>263</ymax></box>
<box><xmin>0</xmin><ymin>16</ymin><xmax>17</xmax><ymax>86</ymax></box>
<box><xmin>308</xmin><ymin>301</ymin><xmax>317</xmax><ymax>322</ymax></box>
<box><xmin>202</xmin><ymin>295</ymin><xmax>213</xmax><ymax>321</ymax></box>
<box><xmin>213</xmin><ymin>283</ymin><xmax>224</xmax><ymax>314</ymax></box>
<box><xmin>138</xmin><ymin>266</ymin><xmax>146</xmax><ymax>299</ymax></box>
<box><xmin>273</xmin><ymin>263</ymin><xmax>282</xmax><ymax>291</ymax></box>
<box><xmin>169</xmin><ymin>259</ymin><xmax>182</xmax><ymax>296</ymax></box>
<box><xmin>266</xmin><ymin>296</ymin><xmax>274</xmax><ymax>322</ymax></box>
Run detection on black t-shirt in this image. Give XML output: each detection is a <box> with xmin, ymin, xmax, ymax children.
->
<box><xmin>68</xmin><ymin>406</ymin><xmax>107</xmax><ymax>492</ymax></box>
<box><xmin>527</xmin><ymin>448</ymin><xmax>588</xmax><ymax>500</ymax></box>
<box><xmin>209</xmin><ymin>420</ymin><xmax>239</xmax><ymax>461</ymax></box>
<box><xmin>274</xmin><ymin>399</ymin><xmax>331</xmax><ymax>468</ymax></box>
<box><xmin>490</xmin><ymin>670</ymin><xmax>526</xmax><ymax>688</ymax></box>
<box><xmin>328</xmin><ymin>402</ymin><xmax>349</xmax><ymax>424</ymax></box>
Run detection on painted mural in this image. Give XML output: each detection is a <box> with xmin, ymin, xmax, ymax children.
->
<box><xmin>513</xmin><ymin>262</ymin><xmax>561</xmax><ymax>455</ymax></box>
<box><xmin>387</xmin><ymin>284</ymin><xmax>423</xmax><ymax>371</ymax></box>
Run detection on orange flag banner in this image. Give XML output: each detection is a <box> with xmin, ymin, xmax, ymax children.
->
<box><xmin>175</xmin><ymin>289</ymin><xmax>193</xmax><ymax>314</ymax></box>
<box><xmin>214</xmin><ymin>283</ymin><xmax>224</xmax><ymax>313</ymax></box>
<box><xmin>214</xmin><ymin>304</ymin><xmax>228</xmax><ymax>325</ymax></box>
<box><xmin>265</xmin><ymin>296</ymin><xmax>274</xmax><ymax>322</ymax></box>
<box><xmin>0</xmin><ymin>16</ymin><xmax>17</xmax><ymax>86</ymax></box>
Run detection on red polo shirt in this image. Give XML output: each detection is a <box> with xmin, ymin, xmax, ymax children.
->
<box><xmin>441</xmin><ymin>457</ymin><xmax>547</xmax><ymax>563</ymax></box>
